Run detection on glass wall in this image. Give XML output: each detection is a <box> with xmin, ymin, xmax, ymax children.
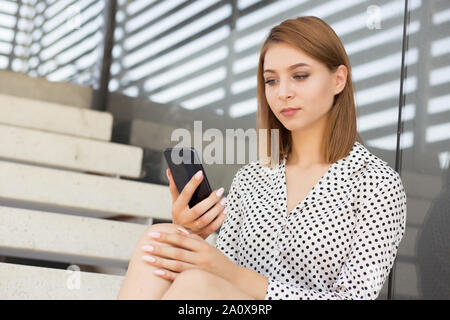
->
<box><xmin>0</xmin><ymin>0</ymin><xmax>105</xmax><ymax>87</ymax></box>
<box><xmin>392</xmin><ymin>0</ymin><xmax>450</xmax><ymax>299</ymax></box>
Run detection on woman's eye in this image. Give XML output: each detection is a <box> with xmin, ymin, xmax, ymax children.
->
<box><xmin>264</xmin><ymin>75</ymin><xmax>308</xmax><ymax>85</ymax></box>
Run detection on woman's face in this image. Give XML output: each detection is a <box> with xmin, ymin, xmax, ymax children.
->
<box><xmin>263</xmin><ymin>42</ymin><xmax>347</xmax><ymax>132</ymax></box>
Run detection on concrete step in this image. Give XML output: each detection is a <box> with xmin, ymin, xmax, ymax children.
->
<box><xmin>0</xmin><ymin>206</ymin><xmax>147</xmax><ymax>269</ymax></box>
<box><xmin>0</xmin><ymin>123</ymin><xmax>143</xmax><ymax>178</ymax></box>
<box><xmin>0</xmin><ymin>160</ymin><xmax>172</xmax><ymax>220</ymax></box>
<box><xmin>0</xmin><ymin>70</ymin><xmax>94</xmax><ymax>109</ymax></box>
<box><xmin>0</xmin><ymin>93</ymin><xmax>112</xmax><ymax>141</ymax></box>
<box><xmin>0</xmin><ymin>262</ymin><xmax>123</xmax><ymax>299</ymax></box>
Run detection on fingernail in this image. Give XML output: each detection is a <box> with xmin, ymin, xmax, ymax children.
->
<box><xmin>142</xmin><ymin>255</ymin><xmax>156</xmax><ymax>263</ymax></box>
<box><xmin>220</xmin><ymin>197</ymin><xmax>227</xmax><ymax>206</ymax></box>
<box><xmin>223</xmin><ymin>207</ymin><xmax>228</xmax><ymax>215</ymax></box>
<box><xmin>141</xmin><ymin>245</ymin><xmax>154</xmax><ymax>252</ymax></box>
<box><xmin>194</xmin><ymin>170</ymin><xmax>203</xmax><ymax>180</ymax></box>
<box><xmin>154</xmin><ymin>269</ymin><xmax>165</xmax><ymax>275</ymax></box>
<box><xmin>216</xmin><ymin>187</ymin><xmax>224</xmax><ymax>197</ymax></box>
<box><xmin>177</xmin><ymin>227</ymin><xmax>190</xmax><ymax>235</ymax></box>
<box><xmin>148</xmin><ymin>231</ymin><xmax>160</xmax><ymax>238</ymax></box>
<box><xmin>166</xmin><ymin>169</ymin><xmax>170</xmax><ymax>180</ymax></box>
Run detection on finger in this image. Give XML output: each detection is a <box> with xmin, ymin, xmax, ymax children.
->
<box><xmin>189</xmin><ymin>196</ymin><xmax>226</xmax><ymax>232</ymax></box>
<box><xmin>142</xmin><ymin>241</ymin><xmax>196</xmax><ymax>265</ymax></box>
<box><xmin>152</xmin><ymin>268</ymin><xmax>178</xmax><ymax>282</ymax></box>
<box><xmin>142</xmin><ymin>253</ymin><xmax>194</xmax><ymax>274</ymax></box>
<box><xmin>198</xmin><ymin>206</ymin><xmax>227</xmax><ymax>239</ymax></box>
<box><xmin>166</xmin><ymin>168</ymin><xmax>179</xmax><ymax>204</ymax></box>
<box><xmin>176</xmin><ymin>227</ymin><xmax>204</xmax><ymax>242</ymax></box>
<box><xmin>172</xmin><ymin>170</ymin><xmax>204</xmax><ymax>215</ymax></box>
<box><xmin>147</xmin><ymin>231</ymin><xmax>203</xmax><ymax>254</ymax></box>
<box><xmin>188</xmin><ymin>187</ymin><xmax>225</xmax><ymax>223</ymax></box>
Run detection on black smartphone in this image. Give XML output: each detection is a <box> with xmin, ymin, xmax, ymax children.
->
<box><xmin>163</xmin><ymin>147</ymin><xmax>213</xmax><ymax>208</ymax></box>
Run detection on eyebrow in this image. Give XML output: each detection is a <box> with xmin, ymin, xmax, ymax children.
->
<box><xmin>263</xmin><ymin>62</ymin><xmax>311</xmax><ymax>74</ymax></box>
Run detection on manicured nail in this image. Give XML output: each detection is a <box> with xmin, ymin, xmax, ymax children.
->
<box><xmin>216</xmin><ymin>187</ymin><xmax>224</xmax><ymax>197</ymax></box>
<box><xmin>223</xmin><ymin>207</ymin><xmax>228</xmax><ymax>215</ymax></box>
<box><xmin>177</xmin><ymin>227</ymin><xmax>190</xmax><ymax>235</ymax></box>
<box><xmin>154</xmin><ymin>269</ymin><xmax>165</xmax><ymax>275</ymax></box>
<box><xmin>148</xmin><ymin>231</ymin><xmax>160</xmax><ymax>238</ymax></box>
<box><xmin>141</xmin><ymin>245</ymin><xmax>154</xmax><ymax>252</ymax></box>
<box><xmin>194</xmin><ymin>170</ymin><xmax>203</xmax><ymax>180</ymax></box>
<box><xmin>220</xmin><ymin>197</ymin><xmax>227</xmax><ymax>206</ymax></box>
<box><xmin>142</xmin><ymin>255</ymin><xmax>156</xmax><ymax>263</ymax></box>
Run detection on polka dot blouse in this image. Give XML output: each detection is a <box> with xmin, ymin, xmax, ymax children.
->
<box><xmin>215</xmin><ymin>141</ymin><xmax>407</xmax><ymax>300</ymax></box>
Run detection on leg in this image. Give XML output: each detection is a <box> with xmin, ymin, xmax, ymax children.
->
<box><xmin>117</xmin><ymin>223</ymin><xmax>182</xmax><ymax>300</ymax></box>
<box><xmin>161</xmin><ymin>269</ymin><xmax>256</xmax><ymax>300</ymax></box>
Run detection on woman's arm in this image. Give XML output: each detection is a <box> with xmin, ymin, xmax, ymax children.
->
<box><xmin>227</xmin><ymin>264</ymin><xmax>269</xmax><ymax>300</ymax></box>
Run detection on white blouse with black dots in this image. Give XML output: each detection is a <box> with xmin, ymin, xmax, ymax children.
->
<box><xmin>215</xmin><ymin>141</ymin><xmax>407</xmax><ymax>300</ymax></box>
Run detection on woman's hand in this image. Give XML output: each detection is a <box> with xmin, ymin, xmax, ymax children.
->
<box><xmin>141</xmin><ymin>226</ymin><xmax>237</xmax><ymax>282</ymax></box>
<box><xmin>167</xmin><ymin>168</ymin><xmax>227</xmax><ymax>239</ymax></box>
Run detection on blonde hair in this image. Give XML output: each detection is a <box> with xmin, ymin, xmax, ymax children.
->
<box><xmin>256</xmin><ymin>16</ymin><xmax>364</xmax><ymax>168</ymax></box>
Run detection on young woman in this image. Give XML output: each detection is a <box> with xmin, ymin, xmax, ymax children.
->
<box><xmin>117</xmin><ymin>16</ymin><xmax>407</xmax><ymax>300</ymax></box>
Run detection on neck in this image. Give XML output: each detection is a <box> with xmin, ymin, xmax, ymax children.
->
<box><xmin>287</xmin><ymin>115</ymin><xmax>328</xmax><ymax>168</ymax></box>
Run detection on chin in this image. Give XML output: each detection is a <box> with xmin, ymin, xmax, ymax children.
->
<box><xmin>283</xmin><ymin>120</ymin><xmax>315</xmax><ymax>132</ymax></box>
<box><xmin>277</xmin><ymin>122</ymin><xmax>296</xmax><ymax>132</ymax></box>
<box><xmin>285</xmin><ymin>124</ymin><xmax>301</xmax><ymax>132</ymax></box>
<box><xmin>278</xmin><ymin>118</ymin><xmax>303</xmax><ymax>131</ymax></box>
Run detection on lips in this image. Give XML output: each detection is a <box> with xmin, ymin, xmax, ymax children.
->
<box><xmin>280</xmin><ymin>107</ymin><xmax>301</xmax><ymax>116</ymax></box>
<box><xmin>280</xmin><ymin>107</ymin><xmax>301</xmax><ymax>113</ymax></box>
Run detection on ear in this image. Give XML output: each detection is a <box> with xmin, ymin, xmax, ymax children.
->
<box><xmin>333</xmin><ymin>65</ymin><xmax>348</xmax><ymax>95</ymax></box>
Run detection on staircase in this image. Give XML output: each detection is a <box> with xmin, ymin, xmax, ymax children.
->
<box><xmin>0</xmin><ymin>72</ymin><xmax>199</xmax><ymax>299</ymax></box>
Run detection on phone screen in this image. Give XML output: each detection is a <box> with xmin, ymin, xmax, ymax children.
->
<box><xmin>163</xmin><ymin>147</ymin><xmax>213</xmax><ymax>208</ymax></box>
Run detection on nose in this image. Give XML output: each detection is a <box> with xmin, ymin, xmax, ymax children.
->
<box><xmin>277</xmin><ymin>79</ymin><xmax>294</xmax><ymax>101</ymax></box>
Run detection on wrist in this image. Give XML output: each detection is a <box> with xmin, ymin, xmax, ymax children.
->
<box><xmin>223</xmin><ymin>260</ymin><xmax>241</xmax><ymax>285</ymax></box>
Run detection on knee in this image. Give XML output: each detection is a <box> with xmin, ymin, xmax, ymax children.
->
<box><xmin>137</xmin><ymin>223</ymin><xmax>180</xmax><ymax>245</ymax></box>
<box><xmin>162</xmin><ymin>269</ymin><xmax>216</xmax><ymax>299</ymax></box>
<box><xmin>130</xmin><ymin>223</ymin><xmax>181</xmax><ymax>259</ymax></box>
<box><xmin>172</xmin><ymin>269</ymin><xmax>213</xmax><ymax>290</ymax></box>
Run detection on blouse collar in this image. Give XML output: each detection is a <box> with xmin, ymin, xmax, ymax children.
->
<box><xmin>278</xmin><ymin>141</ymin><xmax>376</xmax><ymax>184</ymax></box>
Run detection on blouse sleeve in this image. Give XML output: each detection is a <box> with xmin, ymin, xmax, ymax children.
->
<box><xmin>214</xmin><ymin>168</ymin><xmax>244</xmax><ymax>265</ymax></box>
<box><xmin>264</xmin><ymin>171</ymin><xmax>407</xmax><ymax>300</ymax></box>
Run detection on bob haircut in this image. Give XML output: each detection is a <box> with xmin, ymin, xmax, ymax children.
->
<box><xmin>256</xmin><ymin>16</ymin><xmax>364</xmax><ymax>168</ymax></box>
